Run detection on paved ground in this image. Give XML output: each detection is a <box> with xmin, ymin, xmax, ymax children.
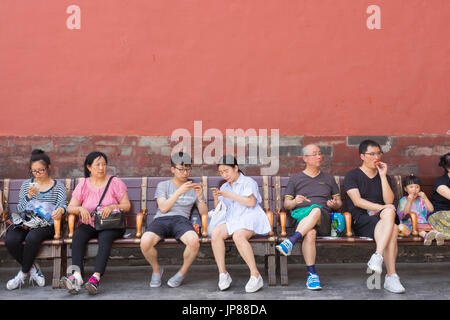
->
<box><xmin>1</xmin><ymin>262</ymin><xmax>449</xmax><ymax>300</ymax></box>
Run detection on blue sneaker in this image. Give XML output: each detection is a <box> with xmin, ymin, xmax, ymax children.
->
<box><xmin>276</xmin><ymin>239</ymin><xmax>293</xmax><ymax>256</ymax></box>
<box><xmin>306</xmin><ymin>273</ymin><xmax>322</xmax><ymax>290</ymax></box>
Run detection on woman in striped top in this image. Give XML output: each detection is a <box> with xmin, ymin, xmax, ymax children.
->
<box><xmin>5</xmin><ymin>149</ymin><xmax>67</xmax><ymax>290</ymax></box>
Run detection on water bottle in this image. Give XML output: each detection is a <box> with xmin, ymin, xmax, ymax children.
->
<box><xmin>35</xmin><ymin>204</ymin><xmax>52</xmax><ymax>222</ymax></box>
<box><xmin>191</xmin><ymin>213</ymin><xmax>201</xmax><ymax>235</ymax></box>
<box><xmin>330</xmin><ymin>213</ymin><xmax>337</xmax><ymax>237</ymax></box>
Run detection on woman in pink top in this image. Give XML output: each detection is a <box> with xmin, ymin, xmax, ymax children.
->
<box><xmin>62</xmin><ymin>151</ymin><xmax>130</xmax><ymax>295</ymax></box>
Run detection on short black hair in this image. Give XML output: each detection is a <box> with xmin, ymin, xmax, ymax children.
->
<box><xmin>404</xmin><ymin>174</ymin><xmax>421</xmax><ymax>187</ymax></box>
<box><xmin>84</xmin><ymin>151</ymin><xmax>108</xmax><ymax>177</ymax></box>
<box><xmin>359</xmin><ymin>139</ymin><xmax>382</xmax><ymax>155</ymax></box>
<box><xmin>170</xmin><ymin>152</ymin><xmax>192</xmax><ymax>168</ymax></box>
<box><xmin>30</xmin><ymin>149</ymin><xmax>51</xmax><ymax>168</ymax></box>
<box><xmin>438</xmin><ymin>152</ymin><xmax>450</xmax><ymax>173</ymax></box>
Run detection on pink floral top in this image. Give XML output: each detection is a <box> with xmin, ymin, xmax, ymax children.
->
<box><xmin>72</xmin><ymin>176</ymin><xmax>127</xmax><ymax>228</ymax></box>
<box><xmin>397</xmin><ymin>196</ymin><xmax>432</xmax><ymax>231</ymax></box>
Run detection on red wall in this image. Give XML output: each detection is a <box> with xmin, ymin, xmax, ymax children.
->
<box><xmin>1</xmin><ymin>0</ymin><xmax>449</xmax><ymax>136</ymax></box>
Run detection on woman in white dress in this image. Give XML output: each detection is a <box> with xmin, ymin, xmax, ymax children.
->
<box><xmin>211</xmin><ymin>155</ymin><xmax>271</xmax><ymax>293</ymax></box>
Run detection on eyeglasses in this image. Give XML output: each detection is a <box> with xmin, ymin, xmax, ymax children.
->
<box><xmin>304</xmin><ymin>153</ymin><xmax>323</xmax><ymax>157</ymax></box>
<box><xmin>364</xmin><ymin>152</ymin><xmax>383</xmax><ymax>157</ymax></box>
<box><xmin>30</xmin><ymin>168</ymin><xmax>47</xmax><ymax>175</ymax></box>
<box><xmin>175</xmin><ymin>167</ymin><xmax>192</xmax><ymax>173</ymax></box>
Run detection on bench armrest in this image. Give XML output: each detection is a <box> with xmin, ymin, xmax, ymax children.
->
<box><xmin>343</xmin><ymin>212</ymin><xmax>352</xmax><ymax>237</ymax></box>
<box><xmin>201</xmin><ymin>213</ymin><xmax>208</xmax><ymax>238</ymax></box>
<box><xmin>53</xmin><ymin>217</ymin><xmax>62</xmax><ymax>239</ymax></box>
<box><xmin>68</xmin><ymin>213</ymin><xmax>77</xmax><ymax>238</ymax></box>
<box><xmin>278</xmin><ymin>210</ymin><xmax>287</xmax><ymax>237</ymax></box>
<box><xmin>404</xmin><ymin>212</ymin><xmax>418</xmax><ymax>236</ymax></box>
<box><xmin>135</xmin><ymin>209</ymin><xmax>148</xmax><ymax>238</ymax></box>
<box><xmin>266</xmin><ymin>209</ymin><xmax>274</xmax><ymax>236</ymax></box>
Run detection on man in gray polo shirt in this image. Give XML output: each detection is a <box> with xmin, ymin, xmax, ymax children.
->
<box><xmin>276</xmin><ymin>144</ymin><xmax>342</xmax><ymax>290</ymax></box>
<box><xmin>140</xmin><ymin>152</ymin><xmax>208</xmax><ymax>288</ymax></box>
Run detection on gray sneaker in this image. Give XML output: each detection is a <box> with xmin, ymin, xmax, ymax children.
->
<box><xmin>150</xmin><ymin>268</ymin><xmax>164</xmax><ymax>288</ymax></box>
<box><xmin>167</xmin><ymin>272</ymin><xmax>185</xmax><ymax>288</ymax></box>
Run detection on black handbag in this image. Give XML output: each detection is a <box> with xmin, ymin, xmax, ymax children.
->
<box><xmin>92</xmin><ymin>176</ymin><xmax>125</xmax><ymax>231</ymax></box>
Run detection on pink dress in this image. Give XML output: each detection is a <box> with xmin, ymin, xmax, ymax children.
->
<box><xmin>72</xmin><ymin>176</ymin><xmax>127</xmax><ymax>228</ymax></box>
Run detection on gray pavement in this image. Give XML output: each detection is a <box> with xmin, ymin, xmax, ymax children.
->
<box><xmin>1</xmin><ymin>262</ymin><xmax>449</xmax><ymax>300</ymax></box>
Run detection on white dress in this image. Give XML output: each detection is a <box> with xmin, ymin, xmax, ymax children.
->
<box><xmin>218</xmin><ymin>174</ymin><xmax>271</xmax><ymax>236</ymax></box>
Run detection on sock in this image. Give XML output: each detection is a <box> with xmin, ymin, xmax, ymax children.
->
<box><xmin>306</xmin><ymin>265</ymin><xmax>316</xmax><ymax>275</ymax></box>
<box><xmin>288</xmin><ymin>232</ymin><xmax>303</xmax><ymax>245</ymax></box>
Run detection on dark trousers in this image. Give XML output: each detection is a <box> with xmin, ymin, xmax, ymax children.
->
<box><xmin>5</xmin><ymin>225</ymin><xmax>54</xmax><ymax>273</ymax></box>
<box><xmin>71</xmin><ymin>223</ymin><xmax>124</xmax><ymax>276</ymax></box>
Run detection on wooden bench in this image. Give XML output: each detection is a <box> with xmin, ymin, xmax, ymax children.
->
<box><xmin>275</xmin><ymin>175</ymin><xmax>449</xmax><ymax>286</ymax></box>
<box><xmin>65</xmin><ymin>176</ymin><xmax>278</xmax><ymax>286</ymax></box>
<box><xmin>0</xmin><ymin>178</ymin><xmax>72</xmax><ymax>288</ymax></box>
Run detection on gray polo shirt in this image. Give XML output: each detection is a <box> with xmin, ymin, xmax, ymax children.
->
<box><xmin>284</xmin><ymin>171</ymin><xmax>340</xmax><ymax>213</ymax></box>
<box><xmin>154</xmin><ymin>180</ymin><xmax>198</xmax><ymax>219</ymax></box>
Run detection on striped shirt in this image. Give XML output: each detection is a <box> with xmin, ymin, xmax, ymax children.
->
<box><xmin>17</xmin><ymin>179</ymin><xmax>68</xmax><ymax>223</ymax></box>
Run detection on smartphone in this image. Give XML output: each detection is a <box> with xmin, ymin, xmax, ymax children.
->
<box><xmin>30</xmin><ymin>182</ymin><xmax>39</xmax><ymax>188</ymax></box>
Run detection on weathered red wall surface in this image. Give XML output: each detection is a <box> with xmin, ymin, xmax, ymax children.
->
<box><xmin>1</xmin><ymin>1</ymin><xmax>449</xmax><ymax>136</ymax></box>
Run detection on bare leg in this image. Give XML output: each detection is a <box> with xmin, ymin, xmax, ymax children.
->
<box><xmin>295</xmin><ymin>208</ymin><xmax>321</xmax><ymax>236</ymax></box>
<box><xmin>383</xmin><ymin>224</ymin><xmax>399</xmax><ymax>276</ymax></box>
<box><xmin>302</xmin><ymin>229</ymin><xmax>317</xmax><ymax>266</ymax></box>
<box><xmin>140</xmin><ymin>232</ymin><xmax>162</xmax><ymax>274</ymax></box>
<box><xmin>232</xmin><ymin>229</ymin><xmax>259</xmax><ymax>277</ymax></box>
<box><xmin>211</xmin><ymin>224</ymin><xmax>230</xmax><ymax>275</ymax></box>
<box><xmin>178</xmin><ymin>230</ymin><xmax>200</xmax><ymax>276</ymax></box>
<box><xmin>374</xmin><ymin>208</ymin><xmax>396</xmax><ymax>255</ymax></box>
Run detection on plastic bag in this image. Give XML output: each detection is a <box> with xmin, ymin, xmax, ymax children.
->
<box><xmin>207</xmin><ymin>201</ymin><xmax>227</xmax><ymax>237</ymax></box>
<box><xmin>25</xmin><ymin>199</ymin><xmax>56</xmax><ymax>222</ymax></box>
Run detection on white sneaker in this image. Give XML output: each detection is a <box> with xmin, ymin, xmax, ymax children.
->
<box><xmin>367</xmin><ymin>253</ymin><xmax>383</xmax><ymax>274</ymax></box>
<box><xmin>218</xmin><ymin>273</ymin><xmax>232</xmax><ymax>291</ymax></box>
<box><xmin>245</xmin><ymin>275</ymin><xmax>263</xmax><ymax>293</ymax></box>
<box><xmin>6</xmin><ymin>270</ymin><xmax>27</xmax><ymax>290</ymax></box>
<box><xmin>29</xmin><ymin>263</ymin><xmax>45</xmax><ymax>287</ymax></box>
<box><xmin>384</xmin><ymin>274</ymin><xmax>406</xmax><ymax>294</ymax></box>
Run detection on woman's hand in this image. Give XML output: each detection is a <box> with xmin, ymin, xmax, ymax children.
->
<box><xmin>79</xmin><ymin>207</ymin><xmax>91</xmax><ymax>224</ymax></box>
<box><xmin>211</xmin><ymin>188</ymin><xmax>220</xmax><ymax>199</ymax></box>
<box><xmin>51</xmin><ymin>207</ymin><xmax>65</xmax><ymax>220</ymax></box>
<box><xmin>99</xmin><ymin>205</ymin><xmax>117</xmax><ymax>219</ymax></box>
<box><xmin>27</xmin><ymin>185</ymin><xmax>39</xmax><ymax>199</ymax></box>
<box><xmin>217</xmin><ymin>190</ymin><xmax>233</xmax><ymax>198</ymax></box>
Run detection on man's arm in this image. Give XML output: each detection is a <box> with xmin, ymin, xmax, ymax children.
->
<box><xmin>436</xmin><ymin>184</ymin><xmax>450</xmax><ymax>200</ymax></box>
<box><xmin>346</xmin><ymin>188</ymin><xmax>394</xmax><ymax>212</ymax></box>
<box><xmin>377</xmin><ymin>162</ymin><xmax>394</xmax><ymax>205</ymax></box>
<box><xmin>157</xmin><ymin>182</ymin><xmax>193</xmax><ymax>214</ymax></box>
